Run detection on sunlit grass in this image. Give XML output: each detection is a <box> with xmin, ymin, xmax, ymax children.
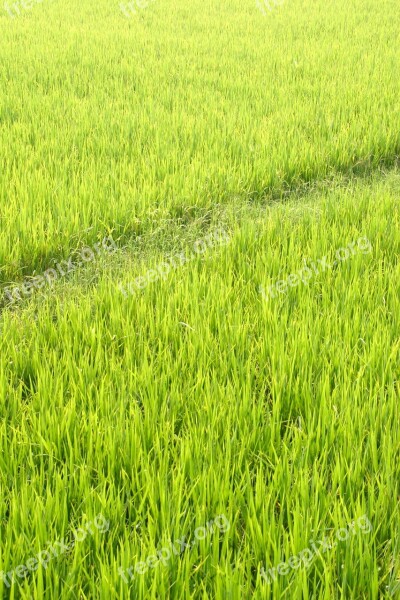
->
<box><xmin>1</xmin><ymin>0</ymin><xmax>399</xmax><ymax>596</ymax></box>
<box><xmin>0</xmin><ymin>0</ymin><xmax>399</xmax><ymax>281</ymax></box>
<box><xmin>0</xmin><ymin>170</ymin><xmax>399</xmax><ymax>598</ymax></box>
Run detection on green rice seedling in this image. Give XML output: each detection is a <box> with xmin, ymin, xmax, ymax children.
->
<box><xmin>0</xmin><ymin>0</ymin><xmax>399</xmax><ymax>280</ymax></box>
<box><xmin>0</xmin><ymin>171</ymin><xmax>399</xmax><ymax>598</ymax></box>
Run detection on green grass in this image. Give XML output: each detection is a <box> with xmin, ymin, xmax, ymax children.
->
<box><xmin>1</xmin><ymin>0</ymin><xmax>400</xmax><ymax>597</ymax></box>
<box><xmin>1</xmin><ymin>169</ymin><xmax>399</xmax><ymax>598</ymax></box>
<box><xmin>1</xmin><ymin>0</ymin><xmax>399</xmax><ymax>281</ymax></box>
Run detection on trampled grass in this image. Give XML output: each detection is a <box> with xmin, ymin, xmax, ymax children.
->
<box><xmin>0</xmin><ymin>169</ymin><xmax>399</xmax><ymax>598</ymax></box>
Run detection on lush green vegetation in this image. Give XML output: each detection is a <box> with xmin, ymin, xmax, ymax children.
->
<box><xmin>1</xmin><ymin>0</ymin><xmax>399</xmax><ymax>281</ymax></box>
<box><xmin>1</xmin><ymin>0</ymin><xmax>399</xmax><ymax>598</ymax></box>
<box><xmin>1</xmin><ymin>170</ymin><xmax>399</xmax><ymax>598</ymax></box>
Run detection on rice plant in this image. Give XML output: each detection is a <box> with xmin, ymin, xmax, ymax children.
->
<box><xmin>0</xmin><ymin>0</ymin><xmax>399</xmax><ymax>598</ymax></box>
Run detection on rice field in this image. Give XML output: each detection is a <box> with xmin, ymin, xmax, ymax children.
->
<box><xmin>0</xmin><ymin>0</ymin><xmax>399</xmax><ymax>598</ymax></box>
